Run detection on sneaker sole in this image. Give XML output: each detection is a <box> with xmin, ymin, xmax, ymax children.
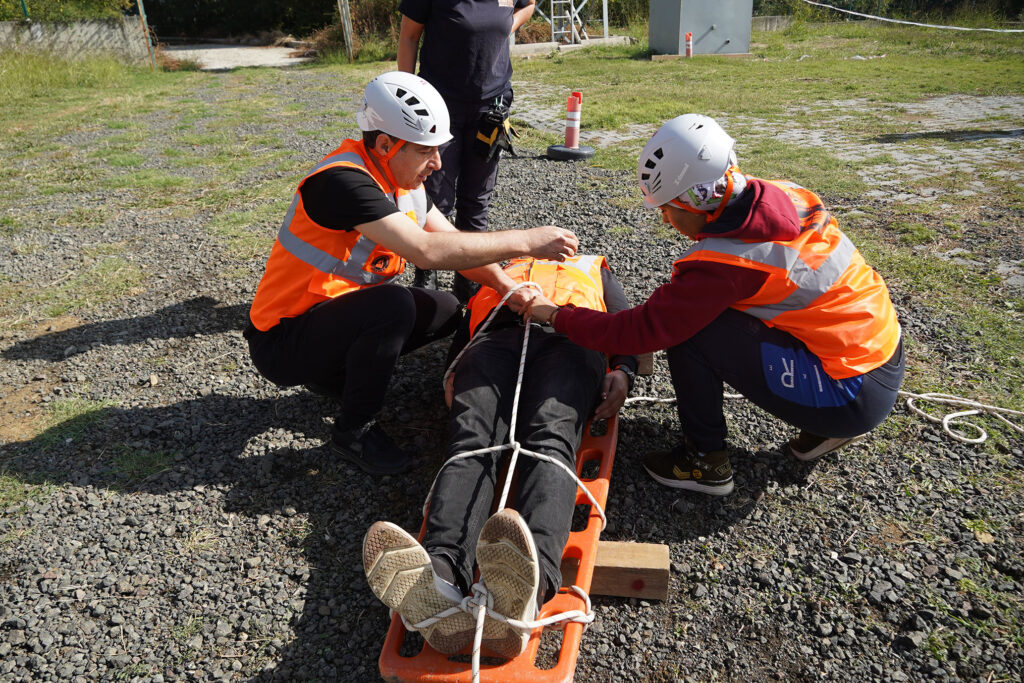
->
<box><xmin>642</xmin><ymin>464</ymin><xmax>735</xmax><ymax>496</ymax></box>
<box><xmin>789</xmin><ymin>434</ymin><xmax>866</xmax><ymax>462</ymax></box>
<box><xmin>362</xmin><ymin>522</ymin><xmax>474</xmax><ymax>654</ymax></box>
<box><xmin>476</xmin><ymin>510</ymin><xmax>538</xmax><ymax>659</ymax></box>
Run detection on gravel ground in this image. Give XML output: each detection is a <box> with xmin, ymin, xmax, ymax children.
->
<box><xmin>1</xmin><ymin>67</ymin><xmax>1023</xmax><ymax>683</ymax></box>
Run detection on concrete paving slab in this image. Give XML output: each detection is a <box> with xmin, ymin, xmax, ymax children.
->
<box><xmin>163</xmin><ymin>44</ymin><xmax>311</xmax><ymax>71</ymax></box>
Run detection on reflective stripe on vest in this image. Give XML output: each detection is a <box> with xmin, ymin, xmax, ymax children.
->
<box><xmin>274</xmin><ymin>150</ymin><xmax>426</xmax><ymax>284</ymax></box>
<box><xmin>687</xmin><ymin>232</ymin><xmax>856</xmax><ymax>321</ymax></box>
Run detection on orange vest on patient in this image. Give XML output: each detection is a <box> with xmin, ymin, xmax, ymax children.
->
<box><xmin>249</xmin><ymin>139</ymin><xmax>428</xmax><ymax>331</ymax></box>
<box><xmin>467</xmin><ymin>255</ymin><xmax>609</xmax><ymax>337</ymax></box>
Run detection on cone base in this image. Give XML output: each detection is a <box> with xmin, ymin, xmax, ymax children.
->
<box><xmin>546</xmin><ymin>144</ymin><xmax>595</xmax><ymax>161</ymax></box>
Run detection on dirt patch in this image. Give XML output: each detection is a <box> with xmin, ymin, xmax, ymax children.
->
<box><xmin>1</xmin><ymin>317</ymin><xmax>78</xmax><ymax>444</ymax></box>
<box><xmin>0</xmin><ymin>380</ymin><xmax>51</xmax><ymax>444</ymax></box>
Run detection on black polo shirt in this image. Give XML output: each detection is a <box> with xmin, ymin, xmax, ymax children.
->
<box><xmin>300</xmin><ymin>168</ymin><xmax>433</xmax><ymax>231</ymax></box>
<box><xmin>399</xmin><ymin>0</ymin><xmax>531</xmax><ymax>103</ymax></box>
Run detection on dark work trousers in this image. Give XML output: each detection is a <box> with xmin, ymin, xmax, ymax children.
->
<box><xmin>246</xmin><ymin>285</ymin><xmax>461</xmax><ymax>429</ymax></box>
<box><xmin>668</xmin><ymin>309</ymin><xmax>905</xmax><ymax>453</ymax></box>
<box><xmin>424</xmin><ymin>90</ymin><xmax>512</xmax><ymax>233</ymax></box>
<box><xmin>424</xmin><ymin>326</ymin><xmax>605</xmax><ymax>604</ymax></box>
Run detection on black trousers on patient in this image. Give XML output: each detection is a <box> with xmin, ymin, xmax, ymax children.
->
<box><xmin>245</xmin><ymin>285</ymin><xmax>461</xmax><ymax>429</ymax></box>
<box><xmin>424</xmin><ymin>326</ymin><xmax>606</xmax><ymax>604</ymax></box>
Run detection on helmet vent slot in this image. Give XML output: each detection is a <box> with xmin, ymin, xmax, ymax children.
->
<box><xmin>653</xmin><ymin>148</ymin><xmax>664</xmax><ymax>159</ymax></box>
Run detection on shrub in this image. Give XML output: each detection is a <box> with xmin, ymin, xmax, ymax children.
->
<box><xmin>0</xmin><ymin>0</ymin><xmax>132</xmax><ymax>22</ymax></box>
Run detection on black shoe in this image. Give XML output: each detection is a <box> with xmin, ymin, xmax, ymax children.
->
<box><xmin>452</xmin><ymin>272</ymin><xmax>480</xmax><ymax>305</ymax></box>
<box><xmin>642</xmin><ymin>439</ymin><xmax>734</xmax><ymax>495</ymax></box>
<box><xmin>413</xmin><ymin>268</ymin><xmax>438</xmax><ymax>290</ymax></box>
<box><xmin>330</xmin><ymin>421</ymin><xmax>415</xmax><ymax>476</ymax></box>
<box><xmin>304</xmin><ymin>382</ymin><xmax>344</xmax><ymax>400</ymax></box>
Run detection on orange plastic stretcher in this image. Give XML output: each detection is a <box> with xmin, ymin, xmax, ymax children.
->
<box><xmin>378</xmin><ymin>415</ymin><xmax>619</xmax><ymax>682</ymax></box>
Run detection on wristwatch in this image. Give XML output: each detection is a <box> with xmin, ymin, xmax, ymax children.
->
<box><xmin>613</xmin><ymin>364</ymin><xmax>636</xmax><ymax>390</ymax></box>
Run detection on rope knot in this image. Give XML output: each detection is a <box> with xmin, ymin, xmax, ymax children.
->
<box><xmin>463</xmin><ymin>582</ymin><xmax>493</xmax><ymax>613</ymax></box>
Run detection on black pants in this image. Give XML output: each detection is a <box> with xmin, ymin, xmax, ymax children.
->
<box><xmin>246</xmin><ymin>285</ymin><xmax>461</xmax><ymax>427</ymax></box>
<box><xmin>424</xmin><ymin>90</ymin><xmax>511</xmax><ymax>233</ymax></box>
<box><xmin>668</xmin><ymin>308</ymin><xmax>905</xmax><ymax>452</ymax></box>
<box><xmin>424</xmin><ymin>326</ymin><xmax>605</xmax><ymax>603</ymax></box>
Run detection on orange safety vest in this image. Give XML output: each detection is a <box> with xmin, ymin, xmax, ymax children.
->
<box><xmin>249</xmin><ymin>139</ymin><xmax>428</xmax><ymax>331</ymax></box>
<box><xmin>467</xmin><ymin>255</ymin><xmax>609</xmax><ymax>337</ymax></box>
<box><xmin>676</xmin><ymin>179</ymin><xmax>900</xmax><ymax>379</ymax></box>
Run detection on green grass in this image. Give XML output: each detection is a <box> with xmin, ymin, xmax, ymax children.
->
<box><xmin>0</xmin><ymin>470</ymin><xmax>57</xmax><ymax>515</ymax></box>
<box><xmin>107</xmin><ymin>447</ymin><xmax>175</xmax><ymax>489</ymax></box>
<box><xmin>1</xmin><ymin>256</ymin><xmax>146</xmax><ymax>321</ymax></box>
<box><xmin>37</xmin><ymin>398</ymin><xmax>115</xmax><ymax>449</ymax></box>
<box><xmin>172</xmin><ymin>616</ymin><xmax>205</xmax><ymax>643</ymax></box>
<box><xmin>0</xmin><ymin>51</ymin><xmax>129</xmax><ymax>101</ymax></box>
<box><xmin>207</xmin><ymin>202</ymin><xmax>288</xmax><ymax>259</ymax></box>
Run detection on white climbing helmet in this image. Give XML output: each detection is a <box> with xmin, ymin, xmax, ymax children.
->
<box><xmin>356</xmin><ymin>71</ymin><xmax>453</xmax><ymax>147</ymax></box>
<box><xmin>637</xmin><ymin>114</ymin><xmax>736</xmax><ymax>208</ymax></box>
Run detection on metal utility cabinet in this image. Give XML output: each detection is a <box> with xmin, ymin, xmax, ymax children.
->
<box><xmin>649</xmin><ymin>0</ymin><xmax>753</xmax><ymax>56</ymax></box>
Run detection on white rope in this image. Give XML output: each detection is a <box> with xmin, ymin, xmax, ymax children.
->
<box><xmin>623</xmin><ymin>389</ymin><xmax>1023</xmax><ymax>446</ymax></box>
<box><xmin>898</xmin><ymin>390</ymin><xmax>1024</xmax><ymax>444</ymax></box>
<box><xmin>798</xmin><ymin>0</ymin><xmax>1024</xmax><ymax>32</ymax></box>
<box><xmin>404</xmin><ymin>581</ymin><xmax>595</xmax><ymax>682</ymax></box>
<box><xmin>624</xmin><ymin>391</ymin><xmax>742</xmax><ymax>405</ymax></box>
<box><xmin>423</xmin><ymin>281</ymin><xmax>602</xmax><ymax>680</ymax></box>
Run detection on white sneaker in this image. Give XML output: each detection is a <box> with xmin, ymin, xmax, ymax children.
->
<box><xmin>476</xmin><ymin>509</ymin><xmax>539</xmax><ymax>659</ymax></box>
<box><xmin>787</xmin><ymin>432</ymin><xmax>867</xmax><ymax>462</ymax></box>
<box><xmin>362</xmin><ymin>521</ymin><xmax>474</xmax><ymax>653</ymax></box>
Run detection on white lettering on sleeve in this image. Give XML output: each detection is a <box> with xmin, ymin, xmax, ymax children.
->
<box><xmin>781</xmin><ymin>357</ymin><xmax>795</xmax><ymax>389</ymax></box>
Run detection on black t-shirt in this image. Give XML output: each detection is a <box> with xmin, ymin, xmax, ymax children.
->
<box><xmin>399</xmin><ymin>0</ymin><xmax>531</xmax><ymax>103</ymax></box>
<box><xmin>300</xmin><ymin>167</ymin><xmax>433</xmax><ymax>231</ymax></box>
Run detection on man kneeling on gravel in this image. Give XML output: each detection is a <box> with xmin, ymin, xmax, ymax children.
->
<box><xmin>362</xmin><ymin>255</ymin><xmax>636</xmax><ymax>657</ymax></box>
<box><xmin>244</xmin><ymin>72</ymin><xmax>578</xmax><ymax>476</ymax></box>
<box><xmin>524</xmin><ymin>114</ymin><xmax>905</xmax><ymax>496</ymax></box>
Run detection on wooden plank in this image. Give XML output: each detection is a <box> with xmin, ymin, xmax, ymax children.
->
<box><xmin>560</xmin><ymin>541</ymin><xmax>669</xmax><ymax>601</ymax></box>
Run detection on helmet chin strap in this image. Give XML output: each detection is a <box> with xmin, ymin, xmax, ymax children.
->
<box><xmin>365</xmin><ymin>136</ymin><xmax>406</xmax><ymax>189</ymax></box>
<box><xmin>669</xmin><ymin>166</ymin><xmax>738</xmax><ymax>224</ymax></box>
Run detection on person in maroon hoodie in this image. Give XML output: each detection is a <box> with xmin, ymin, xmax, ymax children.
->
<box><xmin>524</xmin><ymin>114</ymin><xmax>905</xmax><ymax>496</ymax></box>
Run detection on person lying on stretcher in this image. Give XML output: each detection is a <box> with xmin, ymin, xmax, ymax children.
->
<box><xmin>362</xmin><ymin>255</ymin><xmax>637</xmax><ymax>657</ymax></box>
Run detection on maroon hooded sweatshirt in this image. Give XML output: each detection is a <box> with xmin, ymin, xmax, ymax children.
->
<box><xmin>553</xmin><ymin>179</ymin><xmax>804</xmax><ymax>355</ymax></box>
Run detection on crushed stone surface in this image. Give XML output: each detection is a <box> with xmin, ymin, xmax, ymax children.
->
<box><xmin>1</xmin><ymin>67</ymin><xmax>1022</xmax><ymax>683</ymax></box>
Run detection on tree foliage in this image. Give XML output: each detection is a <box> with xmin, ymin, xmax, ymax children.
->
<box><xmin>141</xmin><ymin>0</ymin><xmax>343</xmax><ymax>38</ymax></box>
<box><xmin>6</xmin><ymin>0</ymin><xmax>1018</xmax><ymax>37</ymax></box>
<box><xmin>0</xmin><ymin>0</ymin><xmax>132</xmax><ymax>21</ymax></box>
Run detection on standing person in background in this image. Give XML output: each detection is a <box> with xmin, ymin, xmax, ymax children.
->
<box><xmin>397</xmin><ymin>0</ymin><xmax>537</xmax><ymax>302</ymax></box>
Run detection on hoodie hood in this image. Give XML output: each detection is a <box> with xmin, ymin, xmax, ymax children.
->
<box><xmin>695</xmin><ymin>178</ymin><xmax>802</xmax><ymax>243</ymax></box>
